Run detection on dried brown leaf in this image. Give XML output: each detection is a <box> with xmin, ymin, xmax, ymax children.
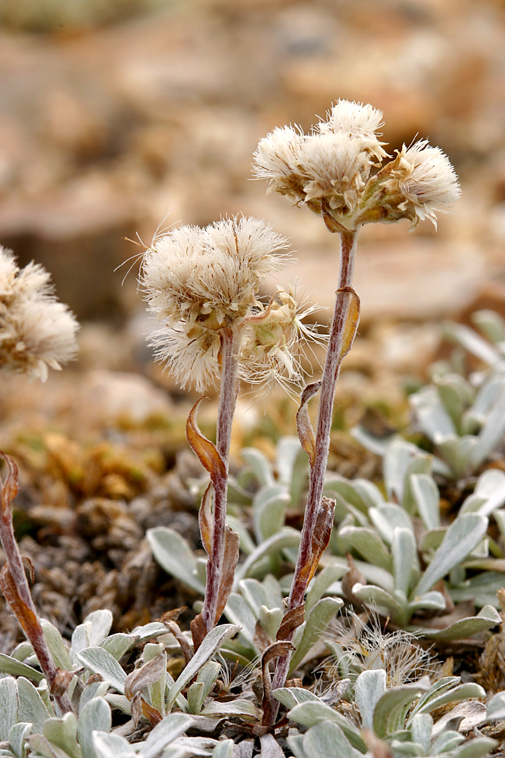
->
<box><xmin>198</xmin><ymin>483</ymin><xmax>214</xmax><ymax>558</ymax></box>
<box><xmin>164</xmin><ymin>620</ymin><xmax>193</xmax><ymax>665</ymax></box>
<box><xmin>337</xmin><ymin>287</ymin><xmax>360</xmax><ymax>361</ymax></box>
<box><xmin>124</xmin><ymin>651</ymin><xmax>167</xmax><ymax>701</ymax></box>
<box><xmin>296</xmin><ymin>382</ymin><xmax>321</xmax><ymax>467</ymax></box>
<box><xmin>298</xmin><ymin>496</ymin><xmax>335</xmax><ymax>586</ymax></box>
<box><xmin>186</xmin><ymin>399</ymin><xmax>226</xmax><ymax>483</ymax></box>
<box><xmin>261</xmin><ymin>640</ymin><xmax>295</xmax><ymax>727</ymax></box>
<box><xmin>0</xmin><ymin>454</ymin><xmax>19</xmax><ymax>516</ymax></box>
<box><xmin>214</xmin><ymin>525</ymin><xmax>240</xmax><ymax>624</ymax></box>
<box><xmin>341</xmin><ymin>553</ymin><xmax>367</xmax><ymax>604</ymax></box>
<box><xmin>276</xmin><ymin>606</ymin><xmax>304</xmax><ymax>641</ymax></box>
<box><xmin>190</xmin><ymin>613</ymin><xmax>207</xmax><ymax>652</ymax></box>
<box><xmin>0</xmin><ymin>564</ymin><xmax>39</xmax><ymax>641</ymax></box>
<box><xmin>254</xmin><ymin>620</ymin><xmax>273</xmax><ymax>653</ymax></box>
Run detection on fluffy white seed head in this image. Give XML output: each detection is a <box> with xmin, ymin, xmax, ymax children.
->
<box><xmin>140</xmin><ymin>217</ymin><xmax>300</xmax><ymax>392</ymax></box>
<box><xmin>0</xmin><ymin>247</ymin><xmax>79</xmax><ymax>382</ymax></box>
<box><xmin>376</xmin><ymin>140</ymin><xmax>462</xmax><ymax>227</ymax></box>
<box><xmin>254</xmin><ymin>100</ymin><xmax>460</xmax><ymax>231</ymax></box>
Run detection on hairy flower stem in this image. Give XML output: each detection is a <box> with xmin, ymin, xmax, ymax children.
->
<box><xmin>268</xmin><ymin>229</ymin><xmax>358</xmax><ymax>719</ymax></box>
<box><xmin>201</xmin><ymin>327</ymin><xmax>240</xmax><ymax>632</ymax></box>
<box><xmin>0</xmin><ymin>457</ymin><xmax>73</xmax><ymax>714</ymax></box>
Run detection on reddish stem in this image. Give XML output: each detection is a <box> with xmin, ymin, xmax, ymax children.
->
<box><xmin>267</xmin><ymin>229</ymin><xmax>358</xmax><ymax>721</ymax></box>
<box><xmin>201</xmin><ymin>327</ymin><xmax>240</xmax><ymax>631</ymax></box>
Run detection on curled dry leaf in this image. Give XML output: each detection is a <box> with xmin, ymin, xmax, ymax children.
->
<box><xmin>164</xmin><ymin>620</ymin><xmax>193</xmax><ymax>665</ymax></box>
<box><xmin>337</xmin><ymin>287</ymin><xmax>360</xmax><ymax>362</ymax></box>
<box><xmin>261</xmin><ymin>640</ymin><xmax>295</xmax><ymax>727</ymax></box>
<box><xmin>299</xmin><ymin>496</ymin><xmax>336</xmax><ymax>587</ymax></box>
<box><xmin>186</xmin><ymin>398</ymin><xmax>226</xmax><ymax>484</ymax></box>
<box><xmin>214</xmin><ymin>526</ymin><xmax>240</xmax><ymax>625</ymax></box>
<box><xmin>199</xmin><ymin>483</ymin><xmax>214</xmax><ymax>557</ymax></box>
<box><xmin>190</xmin><ymin>613</ymin><xmax>208</xmax><ymax>652</ymax></box>
<box><xmin>276</xmin><ymin>606</ymin><xmax>305</xmax><ymax>641</ymax></box>
<box><xmin>296</xmin><ymin>382</ymin><xmax>321</xmax><ymax>467</ymax></box>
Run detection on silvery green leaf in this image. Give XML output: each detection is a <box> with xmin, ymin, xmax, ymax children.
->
<box><xmin>224</xmin><ymin>594</ymin><xmax>256</xmax><ymax>650</ymax></box>
<box><xmin>287</xmin><ymin>702</ymin><xmax>367</xmax><ymax>752</ymax></box>
<box><xmin>472</xmin><ymin>405</ymin><xmax>505</xmax><ymax>471</ymax></box>
<box><xmin>464</xmin><ymin>469</ymin><xmax>505</xmax><ymax>517</ymax></box>
<box><xmin>287</xmin><ymin>734</ymin><xmax>310</xmax><ymax>758</ymax></box>
<box><xmin>100</xmin><ymin>634</ymin><xmax>134</xmax><ymax>661</ymax></box>
<box><xmin>410</xmin><ymin>386</ymin><xmax>456</xmax><ymax>443</ymax></box>
<box><xmin>351</xmin><ymin>583</ymin><xmax>407</xmax><ymax>625</ymax></box>
<box><xmin>368</xmin><ymin>505</ymin><xmax>414</xmax><ymax>546</ymax></box>
<box><xmin>442</xmin><ymin>321</ymin><xmax>502</xmax><ymax>366</ymax></box>
<box><xmin>8</xmin><ymin>723</ymin><xmax>31</xmax><ymax>758</ymax></box>
<box><xmin>408</xmin><ymin>676</ymin><xmax>461</xmax><ymax>722</ymax></box>
<box><xmin>147</xmin><ymin>527</ymin><xmax>205</xmax><ymax>594</ymax></box>
<box><xmin>486</xmin><ymin>691</ymin><xmax>505</xmax><ymax>721</ymax></box>
<box><xmin>26</xmin><ymin>733</ymin><xmax>69</xmax><ymax>758</ymax></box>
<box><xmin>259</xmin><ymin>606</ymin><xmax>282</xmax><ymax>641</ymax></box>
<box><xmin>324</xmin><ymin>476</ymin><xmax>375</xmax><ymax>514</ymax></box>
<box><xmin>79</xmin><ymin>698</ymin><xmax>111</xmax><ymax>758</ymax></box>
<box><xmin>306</xmin><ymin>565</ymin><xmax>347</xmax><ymax>614</ymax></box>
<box><xmin>459</xmin><ymin>495</ymin><xmax>488</xmax><ymax>515</ymax></box>
<box><xmin>393</xmin><ymin>528</ymin><xmax>420</xmax><ymax>596</ymax></box>
<box><xmin>103</xmin><ymin>694</ymin><xmax>130</xmax><ymax>715</ymax></box>
<box><xmin>410</xmin><ymin>713</ymin><xmax>433</xmax><ymax>753</ymax></box>
<box><xmin>262</xmin><ymin>575</ymin><xmax>284</xmax><ymax>611</ymax></box>
<box><xmin>0</xmin><ymin>654</ymin><xmax>43</xmax><ymax>684</ymax></box>
<box><xmin>473</xmin><ymin>375</ymin><xmax>505</xmax><ymax>417</ymax></box>
<box><xmin>40</xmin><ymin>621</ymin><xmax>72</xmax><ymax>672</ymax></box>
<box><xmin>211</xmin><ymin>740</ymin><xmax>234</xmax><ymax>758</ymax></box>
<box><xmin>410</xmin><ymin>474</ymin><xmax>440</xmax><ymax>530</ymax></box>
<box><xmin>414</xmin><ymin>513</ymin><xmax>488</xmax><ymax>596</ymax></box>
<box><xmin>328</xmin><ymin>556</ymin><xmax>395</xmax><ymax>593</ymax></box>
<box><xmin>17</xmin><ymin>678</ymin><xmax>52</xmax><ymax>733</ymax></box>
<box><xmin>78</xmin><ymin>682</ymin><xmax>109</xmax><ymax>714</ymax></box>
<box><xmin>288</xmin><ymin>597</ymin><xmax>343</xmax><ymax>675</ymax></box>
<box><xmin>435</xmin><ymin>434</ymin><xmax>478</xmax><ymax>479</ymax></box>
<box><xmin>253</xmin><ymin>485</ymin><xmax>290</xmax><ymax>543</ymax></box>
<box><xmin>187</xmin><ymin>681</ymin><xmax>205</xmax><ymax>715</ymax></box>
<box><xmin>414</xmin><ymin>682</ymin><xmax>485</xmax><ymax>716</ymax></box>
<box><xmin>10</xmin><ymin>642</ymin><xmax>33</xmax><ymax>663</ymax></box>
<box><xmin>354</xmin><ymin>669</ymin><xmax>386</xmax><ymax>731</ymax></box>
<box><xmin>226</xmin><ymin>515</ymin><xmax>255</xmax><ymax>555</ymax></box>
<box><xmin>200</xmin><ymin>700</ymin><xmax>261</xmax><ymax>720</ymax></box>
<box><xmin>372</xmin><ymin>682</ymin><xmax>428</xmax><ymax>738</ymax></box>
<box><xmin>410</xmin><ymin>605</ymin><xmax>500</xmax><ymax>641</ymax></box>
<box><xmin>241</xmin><ymin>448</ymin><xmax>274</xmax><ymax>487</ymax></box>
<box><xmin>227</xmin><ymin>477</ymin><xmax>253</xmax><ymax>506</ymax></box>
<box><xmin>93</xmin><ymin>732</ymin><xmax>136</xmax><ymax>758</ymax></box>
<box><xmin>196</xmin><ymin>661</ymin><xmax>220</xmax><ymax>702</ymax></box>
<box><xmin>76</xmin><ymin>647</ymin><xmax>127</xmax><ymax>693</ymax></box>
<box><xmin>337</xmin><ymin>527</ymin><xmax>392</xmax><ymax>572</ymax></box>
<box><xmin>239</xmin><ymin>578</ymin><xmax>273</xmax><ymax>615</ymax></box>
<box><xmin>42</xmin><ymin>712</ymin><xmax>79</xmax><ymax>758</ymax></box>
<box><xmin>273</xmin><ymin>688</ymin><xmax>320</xmax><ymax>710</ymax></box>
<box><xmin>451</xmin><ymin>737</ymin><xmax>498</xmax><ymax>758</ymax></box>
<box><xmin>407</xmin><ymin>591</ymin><xmax>446</xmax><ymax>615</ymax></box>
<box><xmin>0</xmin><ymin>677</ymin><xmax>17</xmax><ymax>741</ymax></box>
<box><xmin>431</xmin><ymin>731</ymin><xmax>465</xmax><ymax>753</ymax></box>
<box><xmin>234</xmin><ymin>528</ymin><xmax>300</xmax><ymax>584</ymax></box>
<box><xmin>140</xmin><ymin>713</ymin><xmax>194</xmax><ymax>758</ymax></box>
<box><xmin>472</xmin><ymin>310</ymin><xmax>505</xmax><ymax>343</ymax></box>
<box><xmin>303</xmin><ymin>721</ymin><xmax>359</xmax><ymax>758</ymax></box>
<box><xmin>384</xmin><ymin>438</ymin><xmax>432</xmax><ymax>503</ymax></box>
<box><xmin>351</xmin><ymin>426</ymin><xmax>396</xmax><ymax>457</ymax></box>
<box><xmin>402</xmin><ymin>456</ymin><xmax>435</xmax><ymax>514</ymax></box>
<box><xmin>84</xmin><ymin>611</ymin><xmax>113</xmax><ymax>648</ymax></box>
<box><xmin>129</xmin><ymin>621</ymin><xmax>170</xmax><ymax>644</ymax></box>
<box><xmin>167</xmin><ymin>625</ymin><xmax>239</xmax><ymax>709</ymax></box>
<box><xmin>277</xmin><ymin>436</ymin><xmax>309</xmax><ymax>510</ymax></box>
<box><xmin>437</xmin><ymin>375</ymin><xmax>474</xmax><ymax>429</ymax></box>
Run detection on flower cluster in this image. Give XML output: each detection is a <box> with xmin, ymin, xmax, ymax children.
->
<box><xmin>254</xmin><ymin>99</ymin><xmax>460</xmax><ymax>231</ymax></box>
<box><xmin>140</xmin><ymin>216</ymin><xmax>321</xmax><ymax>393</ymax></box>
<box><xmin>0</xmin><ymin>247</ymin><xmax>79</xmax><ymax>382</ymax></box>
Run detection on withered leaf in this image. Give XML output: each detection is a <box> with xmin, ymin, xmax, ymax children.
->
<box><xmin>186</xmin><ymin>399</ymin><xmax>226</xmax><ymax>483</ymax></box>
<box><xmin>336</xmin><ymin>287</ymin><xmax>360</xmax><ymax>361</ymax></box>
<box><xmin>298</xmin><ymin>496</ymin><xmax>336</xmax><ymax>587</ymax></box>
<box><xmin>164</xmin><ymin>620</ymin><xmax>193</xmax><ymax>665</ymax></box>
<box><xmin>276</xmin><ymin>606</ymin><xmax>305</xmax><ymax>641</ymax></box>
<box><xmin>296</xmin><ymin>382</ymin><xmax>321</xmax><ymax>468</ymax></box>
<box><xmin>214</xmin><ymin>525</ymin><xmax>240</xmax><ymax>624</ymax></box>
<box><xmin>198</xmin><ymin>483</ymin><xmax>214</xmax><ymax>558</ymax></box>
<box><xmin>261</xmin><ymin>641</ymin><xmax>295</xmax><ymax>727</ymax></box>
<box><xmin>254</xmin><ymin>620</ymin><xmax>273</xmax><ymax>653</ymax></box>
<box><xmin>190</xmin><ymin>613</ymin><xmax>207</xmax><ymax>652</ymax></box>
<box><xmin>0</xmin><ymin>564</ymin><xmax>39</xmax><ymax>642</ymax></box>
<box><xmin>0</xmin><ymin>453</ymin><xmax>19</xmax><ymax>516</ymax></box>
<box><xmin>124</xmin><ymin>651</ymin><xmax>167</xmax><ymax>701</ymax></box>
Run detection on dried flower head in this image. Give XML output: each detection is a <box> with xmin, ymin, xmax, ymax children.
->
<box><xmin>140</xmin><ymin>216</ymin><xmax>323</xmax><ymax>393</ymax></box>
<box><xmin>325</xmin><ymin>610</ymin><xmax>435</xmax><ymax>688</ymax></box>
<box><xmin>0</xmin><ymin>247</ymin><xmax>79</xmax><ymax>382</ymax></box>
<box><xmin>373</xmin><ymin>139</ymin><xmax>462</xmax><ymax>228</ymax></box>
<box><xmin>254</xmin><ymin>100</ymin><xmax>460</xmax><ymax>231</ymax></box>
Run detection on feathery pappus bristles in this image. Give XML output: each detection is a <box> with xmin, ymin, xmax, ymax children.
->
<box><xmin>0</xmin><ymin>247</ymin><xmax>79</xmax><ymax>382</ymax></box>
<box><xmin>253</xmin><ymin>99</ymin><xmax>460</xmax><ymax>231</ymax></box>
<box><xmin>140</xmin><ymin>217</ymin><xmax>324</xmax><ymax>394</ymax></box>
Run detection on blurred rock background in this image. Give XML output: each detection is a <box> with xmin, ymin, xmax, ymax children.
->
<box><xmin>0</xmin><ymin>0</ymin><xmax>505</xmax><ymax>417</ymax></box>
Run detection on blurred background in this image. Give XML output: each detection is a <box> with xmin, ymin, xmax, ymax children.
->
<box><xmin>1</xmin><ymin>0</ymin><xmax>505</xmax><ymax>416</ymax></box>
